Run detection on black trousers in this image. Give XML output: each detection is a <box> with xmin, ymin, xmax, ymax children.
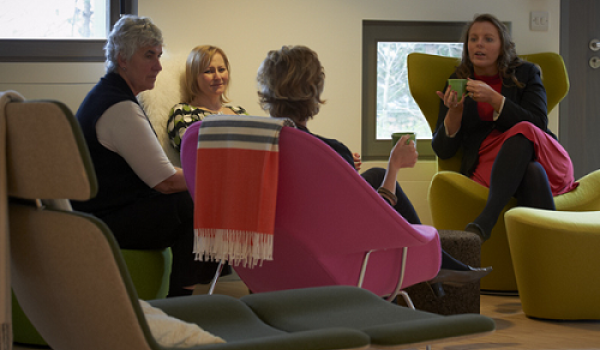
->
<box><xmin>360</xmin><ymin>167</ymin><xmax>421</xmax><ymax>224</ymax></box>
<box><xmin>99</xmin><ymin>191</ymin><xmax>229</xmax><ymax>290</ymax></box>
<box><xmin>361</xmin><ymin>167</ymin><xmax>470</xmax><ymax>271</ymax></box>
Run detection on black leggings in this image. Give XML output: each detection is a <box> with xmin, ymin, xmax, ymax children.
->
<box><xmin>361</xmin><ymin>168</ymin><xmax>421</xmax><ymax>224</ymax></box>
<box><xmin>361</xmin><ymin>167</ymin><xmax>471</xmax><ymax>271</ymax></box>
<box><xmin>473</xmin><ymin>134</ymin><xmax>555</xmax><ymax>237</ymax></box>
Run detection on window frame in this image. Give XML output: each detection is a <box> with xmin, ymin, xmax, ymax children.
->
<box><xmin>361</xmin><ymin>20</ymin><xmax>467</xmax><ymax>161</ymax></box>
<box><xmin>0</xmin><ymin>0</ymin><xmax>137</xmax><ymax>62</ymax></box>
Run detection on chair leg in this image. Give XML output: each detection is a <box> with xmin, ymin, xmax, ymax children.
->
<box><xmin>398</xmin><ymin>290</ymin><xmax>415</xmax><ymax>309</ymax></box>
<box><xmin>207</xmin><ymin>260</ymin><xmax>224</xmax><ymax>295</ymax></box>
<box><xmin>358</xmin><ymin>250</ymin><xmax>375</xmax><ymax>288</ymax></box>
<box><xmin>386</xmin><ymin>247</ymin><xmax>409</xmax><ymax>302</ymax></box>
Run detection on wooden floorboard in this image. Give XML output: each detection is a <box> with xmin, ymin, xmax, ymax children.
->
<box><xmin>440</xmin><ymin>293</ymin><xmax>600</xmax><ymax>349</ymax></box>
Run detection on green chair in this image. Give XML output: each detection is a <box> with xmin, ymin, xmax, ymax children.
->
<box><xmin>505</xmin><ymin>208</ymin><xmax>600</xmax><ymax>320</ymax></box>
<box><xmin>11</xmin><ymin>291</ymin><xmax>46</xmax><ymax>346</ymax></box>
<box><xmin>407</xmin><ymin>52</ymin><xmax>600</xmax><ymax>292</ymax></box>
<box><xmin>121</xmin><ymin>249</ymin><xmax>172</xmax><ymax>300</ymax></box>
<box><xmin>5</xmin><ymin>97</ymin><xmax>495</xmax><ymax>350</ymax></box>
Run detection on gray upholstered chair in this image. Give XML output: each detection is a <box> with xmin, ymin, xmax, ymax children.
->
<box><xmin>5</xmin><ymin>98</ymin><xmax>495</xmax><ymax>350</ymax></box>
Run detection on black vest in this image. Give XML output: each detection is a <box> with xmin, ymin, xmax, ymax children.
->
<box><xmin>71</xmin><ymin>73</ymin><xmax>159</xmax><ymax>216</ymax></box>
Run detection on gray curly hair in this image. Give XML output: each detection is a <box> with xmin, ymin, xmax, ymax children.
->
<box><xmin>104</xmin><ymin>15</ymin><xmax>163</xmax><ymax>73</ymax></box>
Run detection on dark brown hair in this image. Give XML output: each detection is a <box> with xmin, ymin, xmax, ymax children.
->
<box><xmin>456</xmin><ymin>13</ymin><xmax>524</xmax><ymax>88</ymax></box>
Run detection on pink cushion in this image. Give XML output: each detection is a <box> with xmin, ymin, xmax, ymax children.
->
<box><xmin>180</xmin><ymin>121</ymin><xmax>203</xmax><ymax>196</ymax></box>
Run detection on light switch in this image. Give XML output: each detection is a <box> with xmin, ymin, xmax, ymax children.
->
<box><xmin>530</xmin><ymin>11</ymin><xmax>549</xmax><ymax>31</ymax></box>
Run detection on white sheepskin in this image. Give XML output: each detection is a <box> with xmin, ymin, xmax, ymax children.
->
<box><xmin>138</xmin><ymin>50</ymin><xmax>188</xmax><ymax>166</ymax></box>
<box><xmin>139</xmin><ymin>299</ymin><xmax>226</xmax><ymax>347</ymax></box>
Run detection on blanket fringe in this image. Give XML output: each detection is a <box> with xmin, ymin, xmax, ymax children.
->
<box><xmin>193</xmin><ymin>229</ymin><xmax>274</xmax><ymax>268</ymax></box>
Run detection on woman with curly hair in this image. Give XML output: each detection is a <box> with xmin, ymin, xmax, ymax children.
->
<box><xmin>434</xmin><ymin>13</ymin><xmax>577</xmax><ymax>241</ymax></box>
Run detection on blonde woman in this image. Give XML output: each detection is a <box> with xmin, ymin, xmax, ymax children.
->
<box><xmin>167</xmin><ymin>45</ymin><xmax>247</xmax><ymax>151</ymax></box>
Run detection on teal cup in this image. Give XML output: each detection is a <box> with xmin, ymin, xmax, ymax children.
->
<box><xmin>391</xmin><ymin>132</ymin><xmax>416</xmax><ymax>146</ymax></box>
<box><xmin>448</xmin><ymin>79</ymin><xmax>468</xmax><ymax>100</ymax></box>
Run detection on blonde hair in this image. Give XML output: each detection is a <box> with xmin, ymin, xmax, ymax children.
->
<box><xmin>183</xmin><ymin>45</ymin><xmax>231</xmax><ymax>104</ymax></box>
<box><xmin>257</xmin><ymin>45</ymin><xmax>325</xmax><ymax>123</ymax></box>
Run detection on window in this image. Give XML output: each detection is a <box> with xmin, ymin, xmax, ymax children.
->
<box><xmin>0</xmin><ymin>0</ymin><xmax>137</xmax><ymax>62</ymax></box>
<box><xmin>375</xmin><ymin>42</ymin><xmax>462</xmax><ymax>140</ymax></box>
<box><xmin>362</xmin><ymin>20</ymin><xmax>466</xmax><ymax>160</ymax></box>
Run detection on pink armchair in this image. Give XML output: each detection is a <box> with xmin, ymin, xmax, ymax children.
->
<box><xmin>181</xmin><ymin>120</ymin><xmax>441</xmax><ymax>303</ymax></box>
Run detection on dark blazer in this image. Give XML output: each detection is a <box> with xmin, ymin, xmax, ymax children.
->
<box><xmin>296</xmin><ymin>124</ymin><xmax>356</xmax><ymax>168</ymax></box>
<box><xmin>432</xmin><ymin>62</ymin><xmax>556</xmax><ymax>177</ymax></box>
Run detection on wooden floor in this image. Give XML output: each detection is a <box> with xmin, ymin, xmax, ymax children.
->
<box><xmin>14</xmin><ymin>277</ymin><xmax>600</xmax><ymax>350</ymax></box>
<box><xmin>440</xmin><ymin>293</ymin><xmax>600</xmax><ymax>350</ymax></box>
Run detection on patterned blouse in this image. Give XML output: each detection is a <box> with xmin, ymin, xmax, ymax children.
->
<box><xmin>166</xmin><ymin>103</ymin><xmax>247</xmax><ymax>151</ymax></box>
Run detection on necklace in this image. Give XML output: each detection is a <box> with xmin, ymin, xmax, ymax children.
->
<box><xmin>193</xmin><ymin>103</ymin><xmax>224</xmax><ymax>115</ymax></box>
<box><xmin>201</xmin><ymin>106</ymin><xmax>223</xmax><ymax>115</ymax></box>
<box><xmin>190</xmin><ymin>97</ymin><xmax>224</xmax><ymax>115</ymax></box>
<box><xmin>204</xmin><ymin>105</ymin><xmax>223</xmax><ymax>115</ymax></box>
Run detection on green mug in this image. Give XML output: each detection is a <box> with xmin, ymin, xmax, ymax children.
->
<box><xmin>447</xmin><ymin>79</ymin><xmax>468</xmax><ymax>100</ymax></box>
<box><xmin>391</xmin><ymin>132</ymin><xmax>416</xmax><ymax>146</ymax></box>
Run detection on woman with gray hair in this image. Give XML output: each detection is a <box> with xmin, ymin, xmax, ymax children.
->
<box><xmin>72</xmin><ymin>15</ymin><xmax>228</xmax><ymax>298</ymax></box>
<box><xmin>257</xmin><ymin>45</ymin><xmax>491</xmax><ymax>298</ymax></box>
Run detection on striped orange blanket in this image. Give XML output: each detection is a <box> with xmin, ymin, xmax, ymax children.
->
<box><xmin>193</xmin><ymin>115</ymin><xmax>294</xmax><ymax>267</ymax></box>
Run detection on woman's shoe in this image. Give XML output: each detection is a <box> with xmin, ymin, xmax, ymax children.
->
<box><xmin>465</xmin><ymin>222</ymin><xmax>489</xmax><ymax>242</ymax></box>
<box><xmin>428</xmin><ymin>266</ymin><xmax>492</xmax><ymax>287</ymax></box>
<box><xmin>426</xmin><ymin>282</ymin><xmax>446</xmax><ymax>299</ymax></box>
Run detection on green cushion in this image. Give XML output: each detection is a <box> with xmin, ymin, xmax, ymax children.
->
<box><xmin>149</xmin><ymin>294</ymin><xmax>370</xmax><ymax>350</ymax></box>
<box><xmin>121</xmin><ymin>248</ymin><xmax>172</xmax><ymax>300</ymax></box>
<box><xmin>241</xmin><ymin>286</ymin><xmax>495</xmax><ymax>347</ymax></box>
<box><xmin>12</xmin><ymin>291</ymin><xmax>47</xmax><ymax>346</ymax></box>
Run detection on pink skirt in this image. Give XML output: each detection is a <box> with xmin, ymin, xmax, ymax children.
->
<box><xmin>471</xmin><ymin>121</ymin><xmax>578</xmax><ymax>196</ymax></box>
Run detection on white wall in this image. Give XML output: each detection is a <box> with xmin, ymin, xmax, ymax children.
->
<box><xmin>0</xmin><ymin>0</ymin><xmax>561</xmax><ymax>225</ymax></box>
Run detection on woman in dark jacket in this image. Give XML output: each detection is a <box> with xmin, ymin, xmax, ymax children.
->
<box><xmin>434</xmin><ymin>14</ymin><xmax>577</xmax><ymax>241</ymax></box>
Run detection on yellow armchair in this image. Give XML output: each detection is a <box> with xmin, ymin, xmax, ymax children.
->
<box><xmin>407</xmin><ymin>52</ymin><xmax>600</xmax><ymax>292</ymax></box>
